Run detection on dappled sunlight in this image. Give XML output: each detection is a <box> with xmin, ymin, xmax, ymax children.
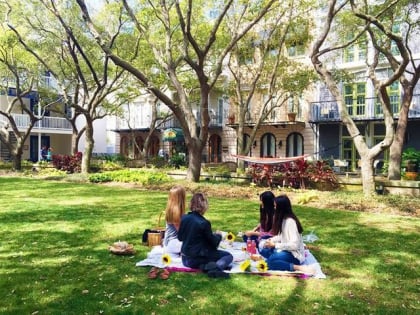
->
<box><xmin>0</xmin><ymin>176</ymin><xmax>418</xmax><ymax>314</ymax></box>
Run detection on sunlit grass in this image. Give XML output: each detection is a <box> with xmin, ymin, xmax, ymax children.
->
<box><xmin>0</xmin><ymin>176</ymin><xmax>419</xmax><ymax>314</ymax></box>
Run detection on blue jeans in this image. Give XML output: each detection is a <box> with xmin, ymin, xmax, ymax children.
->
<box><xmin>259</xmin><ymin>248</ymin><xmax>299</xmax><ymax>272</ymax></box>
<box><xmin>182</xmin><ymin>250</ymin><xmax>233</xmax><ymax>271</ymax></box>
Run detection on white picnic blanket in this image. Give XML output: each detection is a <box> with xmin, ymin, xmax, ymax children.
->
<box><xmin>136</xmin><ymin>241</ymin><xmax>326</xmax><ymax>279</ymax></box>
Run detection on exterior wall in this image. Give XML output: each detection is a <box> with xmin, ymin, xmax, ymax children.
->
<box><xmin>0</xmin><ymin>94</ymin><xmax>32</xmax><ymax>112</ymax></box>
<box><xmin>318</xmin><ymin>124</ymin><xmax>341</xmax><ymax>160</ymax></box>
<box><xmin>76</xmin><ymin>115</ymin><xmax>117</xmax><ymax>155</ymax></box>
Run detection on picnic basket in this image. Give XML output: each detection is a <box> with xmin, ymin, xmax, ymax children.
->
<box><xmin>148</xmin><ymin>211</ymin><xmax>166</xmax><ymax>247</ymax></box>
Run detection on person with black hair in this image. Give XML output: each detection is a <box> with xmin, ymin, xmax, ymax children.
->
<box><xmin>243</xmin><ymin>191</ymin><xmax>275</xmax><ymax>244</ymax></box>
<box><xmin>259</xmin><ymin>194</ymin><xmax>315</xmax><ymax>275</ymax></box>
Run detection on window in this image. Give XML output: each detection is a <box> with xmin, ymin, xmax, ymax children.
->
<box><xmin>344</xmin><ymin>83</ymin><xmax>366</xmax><ymax>116</ymax></box>
<box><xmin>286</xmin><ymin>19</ymin><xmax>309</xmax><ymax>57</ymax></box>
<box><xmin>375</xmin><ymin>80</ymin><xmax>400</xmax><ymax>115</ymax></box>
<box><xmin>391</xmin><ymin>24</ymin><xmax>401</xmax><ymax>56</ymax></box>
<box><xmin>287</xmin><ymin>93</ymin><xmax>301</xmax><ymax>117</ymax></box>
<box><xmin>238</xmin><ymin>45</ymin><xmax>254</xmax><ymax>65</ymax></box>
<box><xmin>261</xmin><ymin>133</ymin><xmax>276</xmax><ymax>157</ymax></box>
<box><xmin>287</xmin><ymin>44</ymin><xmax>305</xmax><ymax>57</ymax></box>
<box><xmin>286</xmin><ymin>132</ymin><xmax>303</xmax><ymax>157</ymax></box>
<box><xmin>379</xmin><ymin>23</ymin><xmax>401</xmax><ymax>61</ymax></box>
<box><xmin>243</xmin><ymin>134</ymin><xmax>252</xmax><ymax>156</ymax></box>
<box><xmin>343</xmin><ymin>35</ymin><xmax>367</xmax><ymax>63</ymax></box>
<box><xmin>217</xmin><ymin>98</ymin><xmax>224</xmax><ymax>125</ymax></box>
<box><xmin>262</xmin><ymin>94</ymin><xmax>276</xmax><ymax>121</ymax></box>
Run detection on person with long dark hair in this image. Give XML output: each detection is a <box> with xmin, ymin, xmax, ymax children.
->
<box><xmin>259</xmin><ymin>195</ymin><xmax>315</xmax><ymax>275</ymax></box>
<box><xmin>243</xmin><ymin>191</ymin><xmax>275</xmax><ymax>243</ymax></box>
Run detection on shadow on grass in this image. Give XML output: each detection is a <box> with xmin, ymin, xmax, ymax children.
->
<box><xmin>0</xmin><ymin>176</ymin><xmax>419</xmax><ymax>314</ymax></box>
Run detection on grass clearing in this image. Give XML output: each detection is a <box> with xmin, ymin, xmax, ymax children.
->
<box><xmin>0</xmin><ymin>176</ymin><xmax>419</xmax><ymax>314</ymax></box>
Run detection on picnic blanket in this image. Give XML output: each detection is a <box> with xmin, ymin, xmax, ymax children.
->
<box><xmin>136</xmin><ymin>241</ymin><xmax>326</xmax><ymax>279</ymax></box>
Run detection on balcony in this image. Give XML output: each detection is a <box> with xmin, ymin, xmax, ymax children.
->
<box><xmin>226</xmin><ymin>111</ymin><xmax>305</xmax><ymax>129</ymax></box>
<box><xmin>0</xmin><ymin>114</ymin><xmax>72</xmax><ymax>131</ymax></box>
<box><xmin>310</xmin><ymin>94</ymin><xmax>420</xmax><ymax>122</ymax></box>
<box><xmin>158</xmin><ymin>113</ymin><xmax>225</xmax><ymax>130</ymax></box>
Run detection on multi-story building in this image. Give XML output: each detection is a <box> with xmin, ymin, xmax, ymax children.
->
<box><xmin>309</xmin><ymin>30</ymin><xmax>420</xmax><ymax>172</ymax></box>
<box><xmin>0</xmin><ymin>81</ymin><xmax>73</xmax><ymax>162</ymax></box>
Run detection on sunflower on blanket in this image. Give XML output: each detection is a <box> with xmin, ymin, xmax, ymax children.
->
<box><xmin>161</xmin><ymin>253</ymin><xmax>171</xmax><ymax>266</ymax></box>
<box><xmin>240</xmin><ymin>259</ymin><xmax>251</xmax><ymax>272</ymax></box>
<box><xmin>226</xmin><ymin>232</ymin><xmax>235</xmax><ymax>242</ymax></box>
<box><xmin>256</xmin><ymin>259</ymin><xmax>268</xmax><ymax>272</ymax></box>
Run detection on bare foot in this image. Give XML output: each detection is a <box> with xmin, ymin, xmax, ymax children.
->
<box><xmin>294</xmin><ymin>264</ymin><xmax>316</xmax><ymax>275</ymax></box>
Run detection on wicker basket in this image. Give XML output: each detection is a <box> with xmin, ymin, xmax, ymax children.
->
<box><xmin>148</xmin><ymin>211</ymin><xmax>165</xmax><ymax>247</ymax></box>
<box><xmin>109</xmin><ymin>241</ymin><xmax>135</xmax><ymax>255</ymax></box>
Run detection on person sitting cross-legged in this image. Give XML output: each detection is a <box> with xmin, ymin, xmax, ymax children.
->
<box><xmin>259</xmin><ymin>195</ymin><xmax>315</xmax><ymax>275</ymax></box>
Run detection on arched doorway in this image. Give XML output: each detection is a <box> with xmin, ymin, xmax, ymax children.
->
<box><xmin>260</xmin><ymin>133</ymin><xmax>276</xmax><ymax>157</ymax></box>
<box><xmin>286</xmin><ymin>132</ymin><xmax>304</xmax><ymax>157</ymax></box>
<box><xmin>208</xmin><ymin>134</ymin><xmax>222</xmax><ymax>163</ymax></box>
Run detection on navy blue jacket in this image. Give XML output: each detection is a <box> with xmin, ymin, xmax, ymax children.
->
<box><xmin>178</xmin><ymin>211</ymin><xmax>222</xmax><ymax>258</ymax></box>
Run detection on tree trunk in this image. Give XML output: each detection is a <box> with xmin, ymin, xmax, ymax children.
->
<box><xmin>81</xmin><ymin>120</ymin><xmax>94</xmax><ymax>174</ymax></box>
<box><xmin>71</xmin><ymin>129</ymin><xmax>79</xmax><ymax>155</ymax></box>
<box><xmin>388</xmin><ymin>91</ymin><xmax>411</xmax><ymax>180</ymax></box>
<box><xmin>186</xmin><ymin>142</ymin><xmax>202</xmax><ymax>182</ymax></box>
<box><xmin>12</xmin><ymin>153</ymin><xmax>22</xmax><ymax>171</ymax></box>
<box><xmin>388</xmin><ymin>137</ymin><xmax>404</xmax><ymax>180</ymax></box>
<box><xmin>360</xmin><ymin>157</ymin><xmax>376</xmax><ymax>196</ymax></box>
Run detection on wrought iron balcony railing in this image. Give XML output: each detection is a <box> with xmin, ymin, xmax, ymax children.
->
<box><xmin>310</xmin><ymin>94</ymin><xmax>420</xmax><ymax>122</ymax></box>
<box><xmin>0</xmin><ymin>114</ymin><xmax>72</xmax><ymax>131</ymax></box>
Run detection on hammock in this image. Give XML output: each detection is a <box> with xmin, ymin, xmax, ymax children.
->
<box><xmin>231</xmin><ymin>154</ymin><xmax>309</xmax><ymax>165</ymax></box>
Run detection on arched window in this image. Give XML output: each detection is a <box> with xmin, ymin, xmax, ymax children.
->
<box><xmin>260</xmin><ymin>133</ymin><xmax>276</xmax><ymax>157</ymax></box>
<box><xmin>286</xmin><ymin>132</ymin><xmax>304</xmax><ymax>157</ymax></box>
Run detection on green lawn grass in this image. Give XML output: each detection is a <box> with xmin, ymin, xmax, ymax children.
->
<box><xmin>0</xmin><ymin>177</ymin><xmax>418</xmax><ymax>314</ymax></box>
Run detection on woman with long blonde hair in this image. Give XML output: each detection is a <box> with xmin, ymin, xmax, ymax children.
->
<box><xmin>163</xmin><ymin>185</ymin><xmax>186</xmax><ymax>254</ymax></box>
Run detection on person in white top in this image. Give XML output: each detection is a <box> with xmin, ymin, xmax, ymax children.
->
<box><xmin>259</xmin><ymin>195</ymin><xmax>315</xmax><ymax>275</ymax></box>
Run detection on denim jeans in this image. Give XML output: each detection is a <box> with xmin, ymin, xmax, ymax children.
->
<box><xmin>182</xmin><ymin>249</ymin><xmax>233</xmax><ymax>271</ymax></box>
<box><xmin>259</xmin><ymin>248</ymin><xmax>299</xmax><ymax>272</ymax></box>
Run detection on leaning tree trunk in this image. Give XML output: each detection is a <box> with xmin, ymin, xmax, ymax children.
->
<box><xmin>71</xmin><ymin>128</ymin><xmax>79</xmax><ymax>155</ymax></box>
<box><xmin>388</xmin><ymin>94</ymin><xmax>410</xmax><ymax>180</ymax></box>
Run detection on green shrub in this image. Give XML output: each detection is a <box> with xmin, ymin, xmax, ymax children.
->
<box><xmin>169</xmin><ymin>153</ymin><xmax>186</xmax><ymax>169</ymax></box>
<box><xmin>88</xmin><ymin>169</ymin><xmax>170</xmax><ymax>184</ymax></box>
<box><xmin>88</xmin><ymin>173</ymin><xmax>113</xmax><ymax>183</ymax></box>
<box><xmin>204</xmin><ymin>165</ymin><xmax>231</xmax><ymax>178</ymax></box>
